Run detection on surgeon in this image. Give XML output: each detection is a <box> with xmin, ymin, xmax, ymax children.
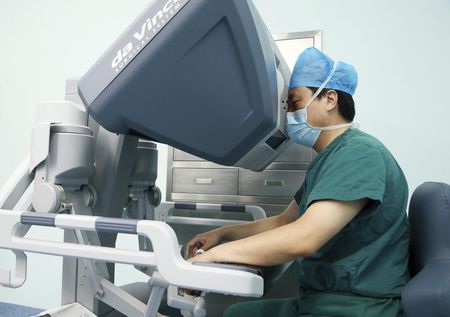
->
<box><xmin>185</xmin><ymin>47</ymin><xmax>410</xmax><ymax>317</ymax></box>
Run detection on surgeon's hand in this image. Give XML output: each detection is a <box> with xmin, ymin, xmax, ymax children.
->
<box><xmin>184</xmin><ymin>229</ymin><xmax>223</xmax><ymax>259</ymax></box>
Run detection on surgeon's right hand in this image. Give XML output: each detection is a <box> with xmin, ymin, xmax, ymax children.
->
<box><xmin>184</xmin><ymin>229</ymin><xmax>223</xmax><ymax>259</ymax></box>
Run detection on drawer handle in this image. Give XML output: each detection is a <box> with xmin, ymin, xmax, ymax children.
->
<box><xmin>264</xmin><ymin>180</ymin><xmax>284</xmax><ymax>187</ymax></box>
<box><xmin>195</xmin><ymin>178</ymin><xmax>214</xmax><ymax>185</ymax></box>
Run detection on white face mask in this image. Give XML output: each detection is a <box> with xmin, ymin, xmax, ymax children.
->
<box><xmin>286</xmin><ymin>61</ymin><xmax>354</xmax><ymax>148</ymax></box>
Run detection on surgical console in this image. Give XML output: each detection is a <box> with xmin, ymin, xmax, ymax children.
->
<box><xmin>0</xmin><ymin>0</ymin><xmax>292</xmax><ymax>316</ymax></box>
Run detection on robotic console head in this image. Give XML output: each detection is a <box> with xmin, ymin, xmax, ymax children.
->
<box><xmin>78</xmin><ymin>0</ymin><xmax>291</xmax><ymax>171</ymax></box>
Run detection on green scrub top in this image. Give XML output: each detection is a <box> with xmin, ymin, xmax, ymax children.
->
<box><xmin>294</xmin><ymin>128</ymin><xmax>409</xmax><ymax>300</ymax></box>
<box><xmin>223</xmin><ymin>128</ymin><xmax>410</xmax><ymax>317</ymax></box>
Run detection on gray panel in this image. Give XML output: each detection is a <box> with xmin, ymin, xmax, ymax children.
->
<box><xmin>173</xmin><ymin>149</ymin><xmax>204</xmax><ymax>161</ymax></box>
<box><xmin>95</xmin><ymin>218</ymin><xmax>138</xmax><ymax>234</ymax></box>
<box><xmin>172</xmin><ymin>168</ymin><xmax>238</xmax><ymax>195</ymax></box>
<box><xmin>239</xmin><ymin>170</ymin><xmax>305</xmax><ymax>197</ymax></box>
<box><xmin>275</xmin><ymin>143</ymin><xmax>313</xmax><ymax>163</ymax></box>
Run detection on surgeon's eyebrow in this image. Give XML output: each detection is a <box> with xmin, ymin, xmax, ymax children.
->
<box><xmin>288</xmin><ymin>91</ymin><xmax>303</xmax><ymax>104</ymax></box>
<box><xmin>288</xmin><ymin>91</ymin><xmax>295</xmax><ymax>102</ymax></box>
<box><xmin>288</xmin><ymin>91</ymin><xmax>297</xmax><ymax>100</ymax></box>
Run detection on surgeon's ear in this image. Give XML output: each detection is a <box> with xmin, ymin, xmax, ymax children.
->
<box><xmin>325</xmin><ymin>90</ymin><xmax>338</xmax><ymax>111</ymax></box>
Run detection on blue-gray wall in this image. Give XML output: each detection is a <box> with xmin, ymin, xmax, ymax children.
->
<box><xmin>256</xmin><ymin>0</ymin><xmax>450</xmax><ymax>192</ymax></box>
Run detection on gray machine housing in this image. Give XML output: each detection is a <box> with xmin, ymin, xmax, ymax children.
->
<box><xmin>78</xmin><ymin>0</ymin><xmax>292</xmax><ymax>171</ymax></box>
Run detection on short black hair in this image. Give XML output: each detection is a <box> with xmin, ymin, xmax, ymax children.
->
<box><xmin>308</xmin><ymin>87</ymin><xmax>355</xmax><ymax>122</ymax></box>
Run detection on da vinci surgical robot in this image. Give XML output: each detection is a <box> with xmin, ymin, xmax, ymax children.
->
<box><xmin>0</xmin><ymin>0</ymin><xmax>292</xmax><ymax>316</ymax></box>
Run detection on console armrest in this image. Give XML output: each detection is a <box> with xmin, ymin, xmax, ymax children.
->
<box><xmin>192</xmin><ymin>262</ymin><xmax>263</xmax><ymax>277</ymax></box>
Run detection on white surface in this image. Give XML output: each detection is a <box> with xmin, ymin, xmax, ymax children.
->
<box><xmin>33</xmin><ymin>302</ymin><xmax>97</xmax><ymax>317</ymax></box>
<box><xmin>0</xmin><ymin>211</ymin><xmax>263</xmax><ymax>297</ymax></box>
<box><xmin>1</xmin><ymin>0</ymin><xmax>450</xmax><ymax>310</ymax></box>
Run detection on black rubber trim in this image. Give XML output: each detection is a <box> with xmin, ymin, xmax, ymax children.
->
<box><xmin>174</xmin><ymin>203</ymin><xmax>197</xmax><ymax>210</ymax></box>
<box><xmin>221</xmin><ymin>204</ymin><xmax>246</xmax><ymax>213</ymax></box>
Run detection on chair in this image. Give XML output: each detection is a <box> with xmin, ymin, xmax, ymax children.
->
<box><xmin>402</xmin><ymin>182</ymin><xmax>450</xmax><ymax>317</ymax></box>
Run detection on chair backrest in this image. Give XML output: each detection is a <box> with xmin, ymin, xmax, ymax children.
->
<box><xmin>402</xmin><ymin>182</ymin><xmax>450</xmax><ymax>317</ymax></box>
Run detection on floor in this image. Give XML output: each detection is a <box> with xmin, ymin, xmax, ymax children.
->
<box><xmin>0</xmin><ymin>302</ymin><xmax>42</xmax><ymax>316</ymax></box>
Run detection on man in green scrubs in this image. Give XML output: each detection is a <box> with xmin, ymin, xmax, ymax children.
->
<box><xmin>185</xmin><ymin>47</ymin><xmax>410</xmax><ymax>317</ymax></box>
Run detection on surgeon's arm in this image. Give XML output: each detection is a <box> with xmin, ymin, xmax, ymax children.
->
<box><xmin>222</xmin><ymin>200</ymin><xmax>298</xmax><ymax>241</ymax></box>
<box><xmin>190</xmin><ymin>199</ymin><xmax>368</xmax><ymax>266</ymax></box>
<box><xmin>184</xmin><ymin>200</ymin><xmax>298</xmax><ymax>258</ymax></box>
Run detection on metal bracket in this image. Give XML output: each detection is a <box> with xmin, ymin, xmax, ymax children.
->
<box><xmin>0</xmin><ymin>250</ymin><xmax>27</xmax><ymax>288</ymax></box>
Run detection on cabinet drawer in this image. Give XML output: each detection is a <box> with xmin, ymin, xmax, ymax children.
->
<box><xmin>172</xmin><ymin>168</ymin><xmax>238</xmax><ymax>195</ymax></box>
<box><xmin>173</xmin><ymin>149</ymin><xmax>204</xmax><ymax>161</ymax></box>
<box><xmin>239</xmin><ymin>170</ymin><xmax>305</xmax><ymax>197</ymax></box>
<box><xmin>254</xmin><ymin>204</ymin><xmax>289</xmax><ymax>217</ymax></box>
<box><xmin>174</xmin><ymin>145</ymin><xmax>315</xmax><ymax>163</ymax></box>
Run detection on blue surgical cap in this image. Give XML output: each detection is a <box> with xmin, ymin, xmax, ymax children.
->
<box><xmin>289</xmin><ymin>47</ymin><xmax>358</xmax><ymax>96</ymax></box>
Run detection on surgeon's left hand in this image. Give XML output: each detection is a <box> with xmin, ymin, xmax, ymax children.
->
<box><xmin>187</xmin><ymin>248</ymin><xmax>215</xmax><ymax>264</ymax></box>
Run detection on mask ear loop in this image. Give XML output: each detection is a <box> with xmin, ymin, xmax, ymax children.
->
<box><xmin>320</xmin><ymin>122</ymin><xmax>354</xmax><ymax>131</ymax></box>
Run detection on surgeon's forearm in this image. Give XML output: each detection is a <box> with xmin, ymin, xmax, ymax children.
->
<box><xmin>219</xmin><ymin>213</ymin><xmax>287</xmax><ymax>242</ymax></box>
<box><xmin>200</xmin><ymin>221</ymin><xmax>308</xmax><ymax>266</ymax></box>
